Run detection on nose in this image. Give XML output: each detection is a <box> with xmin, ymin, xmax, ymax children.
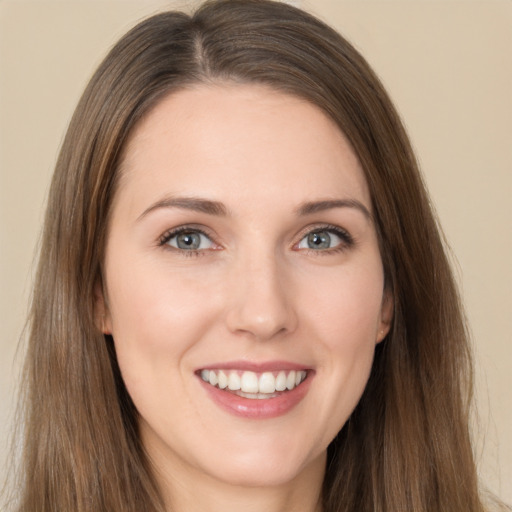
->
<box><xmin>225</xmin><ymin>251</ymin><xmax>298</xmax><ymax>341</ymax></box>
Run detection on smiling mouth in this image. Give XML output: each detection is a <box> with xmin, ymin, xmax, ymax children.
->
<box><xmin>198</xmin><ymin>369</ymin><xmax>308</xmax><ymax>399</ymax></box>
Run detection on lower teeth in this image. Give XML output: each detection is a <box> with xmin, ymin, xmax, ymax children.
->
<box><xmin>234</xmin><ymin>390</ymin><xmax>280</xmax><ymax>400</ymax></box>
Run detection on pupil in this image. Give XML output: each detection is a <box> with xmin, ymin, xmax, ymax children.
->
<box><xmin>308</xmin><ymin>231</ymin><xmax>330</xmax><ymax>249</ymax></box>
<box><xmin>177</xmin><ymin>232</ymin><xmax>200</xmax><ymax>250</ymax></box>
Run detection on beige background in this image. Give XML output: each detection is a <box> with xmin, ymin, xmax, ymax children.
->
<box><xmin>0</xmin><ymin>0</ymin><xmax>510</xmax><ymax>503</ymax></box>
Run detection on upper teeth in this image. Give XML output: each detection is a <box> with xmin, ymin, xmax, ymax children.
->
<box><xmin>200</xmin><ymin>369</ymin><xmax>307</xmax><ymax>394</ymax></box>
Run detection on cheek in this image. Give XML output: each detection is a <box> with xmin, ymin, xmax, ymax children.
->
<box><xmin>104</xmin><ymin>257</ymin><xmax>221</xmax><ymax>391</ymax></box>
<box><xmin>299</xmin><ymin>262</ymin><xmax>384</xmax><ymax>438</ymax></box>
<box><xmin>302</xmin><ymin>261</ymin><xmax>385</xmax><ymax>345</ymax></box>
<box><xmin>107</xmin><ymin>256</ymin><xmax>216</xmax><ymax>341</ymax></box>
<box><xmin>105</xmin><ymin>264</ymin><xmax>223</xmax><ymax>430</ymax></box>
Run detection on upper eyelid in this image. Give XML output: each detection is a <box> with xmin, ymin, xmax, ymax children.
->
<box><xmin>295</xmin><ymin>223</ymin><xmax>352</xmax><ymax>241</ymax></box>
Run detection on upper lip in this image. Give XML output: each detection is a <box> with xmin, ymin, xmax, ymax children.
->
<box><xmin>196</xmin><ymin>360</ymin><xmax>312</xmax><ymax>373</ymax></box>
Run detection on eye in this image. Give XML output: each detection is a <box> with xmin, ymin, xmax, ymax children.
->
<box><xmin>297</xmin><ymin>227</ymin><xmax>351</xmax><ymax>251</ymax></box>
<box><xmin>161</xmin><ymin>228</ymin><xmax>215</xmax><ymax>251</ymax></box>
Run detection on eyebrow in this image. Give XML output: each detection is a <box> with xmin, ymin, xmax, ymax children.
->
<box><xmin>137</xmin><ymin>196</ymin><xmax>371</xmax><ymax>222</ymax></box>
<box><xmin>296</xmin><ymin>199</ymin><xmax>372</xmax><ymax>220</ymax></box>
<box><xmin>137</xmin><ymin>196</ymin><xmax>228</xmax><ymax>221</ymax></box>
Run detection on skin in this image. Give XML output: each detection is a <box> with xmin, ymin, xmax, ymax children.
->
<box><xmin>98</xmin><ymin>84</ymin><xmax>393</xmax><ymax>512</ymax></box>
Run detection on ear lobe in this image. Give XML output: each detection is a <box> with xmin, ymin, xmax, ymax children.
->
<box><xmin>93</xmin><ymin>280</ymin><xmax>112</xmax><ymax>335</ymax></box>
<box><xmin>376</xmin><ymin>289</ymin><xmax>394</xmax><ymax>343</ymax></box>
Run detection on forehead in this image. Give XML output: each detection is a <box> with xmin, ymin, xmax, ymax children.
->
<box><xmin>117</xmin><ymin>83</ymin><xmax>371</xmax><ymax>214</ymax></box>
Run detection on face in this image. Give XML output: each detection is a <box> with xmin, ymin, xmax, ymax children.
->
<box><xmin>99</xmin><ymin>84</ymin><xmax>392</xmax><ymax>491</ymax></box>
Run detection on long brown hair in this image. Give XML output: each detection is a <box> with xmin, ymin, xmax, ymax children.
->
<box><xmin>7</xmin><ymin>0</ymin><xmax>505</xmax><ymax>510</ymax></box>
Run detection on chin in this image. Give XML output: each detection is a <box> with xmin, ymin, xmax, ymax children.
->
<box><xmin>199</xmin><ymin>446</ymin><xmax>325</xmax><ymax>488</ymax></box>
<box><xmin>212</xmin><ymin>465</ymin><xmax>303</xmax><ymax>488</ymax></box>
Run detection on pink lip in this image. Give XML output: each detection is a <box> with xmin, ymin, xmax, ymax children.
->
<box><xmin>196</xmin><ymin>362</ymin><xmax>315</xmax><ymax>420</ymax></box>
<box><xmin>198</xmin><ymin>360</ymin><xmax>310</xmax><ymax>373</ymax></box>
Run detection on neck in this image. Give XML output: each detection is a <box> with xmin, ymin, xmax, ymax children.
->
<box><xmin>154</xmin><ymin>452</ymin><xmax>326</xmax><ymax>512</ymax></box>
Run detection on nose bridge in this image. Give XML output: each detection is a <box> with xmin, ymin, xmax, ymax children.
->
<box><xmin>225</xmin><ymin>244</ymin><xmax>297</xmax><ymax>340</ymax></box>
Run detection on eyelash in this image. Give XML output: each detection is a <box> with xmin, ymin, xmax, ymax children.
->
<box><xmin>296</xmin><ymin>224</ymin><xmax>355</xmax><ymax>255</ymax></box>
<box><xmin>157</xmin><ymin>224</ymin><xmax>355</xmax><ymax>256</ymax></box>
<box><xmin>158</xmin><ymin>225</ymin><xmax>216</xmax><ymax>257</ymax></box>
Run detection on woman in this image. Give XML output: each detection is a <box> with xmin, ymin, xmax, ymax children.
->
<box><xmin>6</xmin><ymin>0</ymin><xmax>509</xmax><ymax>510</ymax></box>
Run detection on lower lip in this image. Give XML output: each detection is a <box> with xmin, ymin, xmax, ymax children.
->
<box><xmin>199</xmin><ymin>374</ymin><xmax>314</xmax><ymax>419</ymax></box>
